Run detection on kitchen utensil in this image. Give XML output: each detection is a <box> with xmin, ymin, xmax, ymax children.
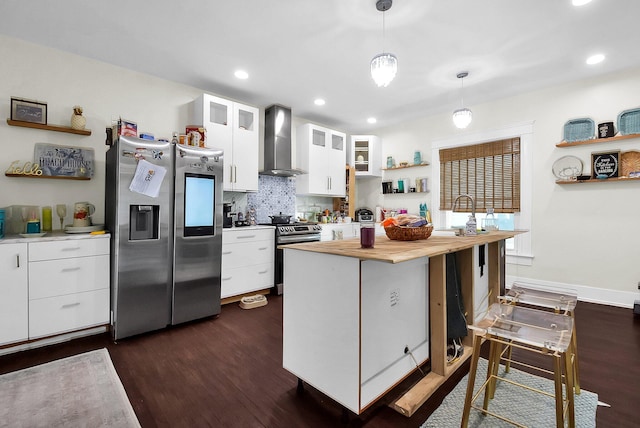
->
<box><xmin>73</xmin><ymin>202</ymin><xmax>95</xmax><ymax>227</ymax></box>
<box><xmin>269</xmin><ymin>213</ymin><xmax>292</xmax><ymax>224</ymax></box>
<box><xmin>552</xmin><ymin>156</ymin><xmax>583</xmax><ymax>180</ymax></box>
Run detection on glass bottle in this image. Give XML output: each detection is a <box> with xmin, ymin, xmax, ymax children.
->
<box><xmin>484</xmin><ymin>208</ymin><xmax>498</xmax><ymax>231</ymax></box>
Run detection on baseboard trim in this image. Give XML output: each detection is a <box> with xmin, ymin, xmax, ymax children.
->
<box><xmin>507</xmin><ymin>276</ymin><xmax>635</xmax><ymax>309</ymax></box>
<box><xmin>0</xmin><ymin>326</ymin><xmax>108</xmax><ymax>356</ymax></box>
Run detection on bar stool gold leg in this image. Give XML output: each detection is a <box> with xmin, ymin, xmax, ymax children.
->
<box><xmin>504</xmin><ymin>339</ymin><xmax>513</xmax><ymax>373</ymax></box>
<box><xmin>570</xmin><ymin>318</ymin><xmax>581</xmax><ymax>394</ymax></box>
<box><xmin>461</xmin><ymin>333</ymin><xmax>483</xmax><ymax>428</ymax></box>
<box><xmin>553</xmin><ymin>355</ymin><xmax>565</xmax><ymax>428</ymax></box>
<box><xmin>563</xmin><ymin>351</ymin><xmax>576</xmax><ymax>427</ymax></box>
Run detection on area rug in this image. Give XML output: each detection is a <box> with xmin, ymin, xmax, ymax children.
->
<box><xmin>0</xmin><ymin>348</ymin><xmax>140</xmax><ymax>427</ymax></box>
<box><xmin>422</xmin><ymin>358</ymin><xmax>597</xmax><ymax>427</ymax></box>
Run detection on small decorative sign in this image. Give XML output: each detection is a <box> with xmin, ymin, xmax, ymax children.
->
<box><xmin>591</xmin><ymin>150</ymin><xmax>620</xmax><ymax>179</ymax></box>
<box><xmin>11</xmin><ymin>97</ymin><xmax>47</xmax><ymax>125</ymax></box>
<box><xmin>5</xmin><ymin>160</ymin><xmax>43</xmax><ymax>176</ymax></box>
<box><xmin>34</xmin><ymin>143</ymin><xmax>94</xmax><ymax>177</ymax></box>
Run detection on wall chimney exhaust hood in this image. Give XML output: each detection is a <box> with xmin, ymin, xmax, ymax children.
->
<box><xmin>260</xmin><ymin>104</ymin><xmax>306</xmax><ymax>177</ymax></box>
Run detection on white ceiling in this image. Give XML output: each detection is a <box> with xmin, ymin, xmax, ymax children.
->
<box><xmin>1</xmin><ymin>0</ymin><xmax>639</xmax><ymax>133</ymax></box>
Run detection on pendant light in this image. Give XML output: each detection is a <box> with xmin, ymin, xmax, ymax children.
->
<box><xmin>370</xmin><ymin>0</ymin><xmax>397</xmax><ymax>87</ymax></box>
<box><xmin>452</xmin><ymin>71</ymin><xmax>473</xmax><ymax>129</ymax></box>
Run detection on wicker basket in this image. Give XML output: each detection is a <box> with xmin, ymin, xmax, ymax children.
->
<box><xmin>621</xmin><ymin>150</ymin><xmax>640</xmax><ymax>177</ymax></box>
<box><xmin>384</xmin><ymin>225</ymin><xmax>434</xmax><ymax>241</ymax></box>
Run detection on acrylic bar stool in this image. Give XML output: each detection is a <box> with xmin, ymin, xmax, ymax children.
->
<box><xmin>500</xmin><ymin>282</ymin><xmax>580</xmax><ymax>394</ymax></box>
<box><xmin>461</xmin><ymin>303</ymin><xmax>575</xmax><ymax>428</ymax></box>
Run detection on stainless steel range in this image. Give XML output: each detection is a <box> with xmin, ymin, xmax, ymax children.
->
<box><xmin>270</xmin><ymin>222</ymin><xmax>322</xmax><ymax>295</ymax></box>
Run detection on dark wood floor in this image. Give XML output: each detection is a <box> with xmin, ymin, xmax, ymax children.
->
<box><xmin>1</xmin><ymin>297</ymin><xmax>638</xmax><ymax>427</ymax></box>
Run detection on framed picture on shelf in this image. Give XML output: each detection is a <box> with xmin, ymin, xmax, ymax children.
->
<box><xmin>10</xmin><ymin>97</ymin><xmax>47</xmax><ymax>125</ymax></box>
<box><xmin>591</xmin><ymin>150</ymin><xmax>620</xmax><ymax>179</ymax></box>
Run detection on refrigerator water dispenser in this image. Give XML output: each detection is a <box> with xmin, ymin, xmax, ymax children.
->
<box><xmin>129</xmin><ymin>205</ymin><xmax>159</xmax><ymax>240</ymax></box>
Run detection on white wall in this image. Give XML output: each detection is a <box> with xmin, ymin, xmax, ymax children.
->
<box><xmin>358</xmin><ymin>68</ymin><xmax>640</xmax><ymax>306</ymax></box>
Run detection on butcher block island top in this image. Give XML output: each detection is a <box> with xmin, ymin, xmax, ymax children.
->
<box><xmin>283</xmin><ymin>230</ymin><xmax>524</xmax><ymax>263</ymax></box>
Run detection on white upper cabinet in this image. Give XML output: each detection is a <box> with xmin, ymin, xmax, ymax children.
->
<box><xmin>296</xmin><ymin>123</ymin><xmax>346</xmax><ymax>196</ymax></box>
<box><xmin>351</xmin><ymin>135</ymin><xmax>382</xmax><ymax>177</ymax></box>
<box><xmin>191</xmin><ymin>94</ymin><xmax>259</xmax><ymax>192</ymax></box>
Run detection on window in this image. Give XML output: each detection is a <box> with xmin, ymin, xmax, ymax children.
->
<box><xmin>439</xmin><ymin>137</ymin><xmax>521</xmax><ymax>213</ymax></box>
<box><xmin>431</xmin><ymin>121</ymin><xmax>533</xmax><ymax>266</ymax></box>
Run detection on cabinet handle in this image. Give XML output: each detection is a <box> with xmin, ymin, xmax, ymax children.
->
<box><xmin>16</xmin><ymin>254</ymin><xmax>20</xmax><ymax>268</ymax></box>
<box><xmin>230</xmin><ymin>165</ymin><xmax>234</xmax><ymax>183</ymax></box>
<box><xmin>258</xmin><ymin>247</ymin><xmax>268</xmax><ymax>250</ymax></box>
<box><xmin>61</xmin><ymin>267</ymin><xmax>82</xmax><ymax>273</ymax></box>
<box><xmin>61</xmin><ymin>247</ymin><xmax>81</xmax><ymax>252</ymax></box>
<box><xmin>236</xmin><ymin>235</ymin><xmax>256</xmax><ymax>239</ymax></box>
<box><xmin>258</xmin><ymin>269</ymin><xmax>268</xmax><ymax>274</ymax></box>
<box><xmin>222</xmin><ymin>251</ymin><xmax>232</xmax><ymax>255</ymax></box>
<box><xmin>61</xmin><ymin>302</ymin><xmax>81</xmax><ymax>309</ymax></box>
<box><xmin>234</xmin><ymin>165</ymin><xmax>237</xmax><ymax>183</ymax></box>
<box><xmin>222</xmin><ymin>276</ymin><xmax>232</xmax><ymax>281</ymax></box>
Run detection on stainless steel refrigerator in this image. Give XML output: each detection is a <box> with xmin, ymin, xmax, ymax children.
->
<box><xmin>106</xmin><ymin>135</ymin><xmax>223</xmax><ymax>340</ymax></box>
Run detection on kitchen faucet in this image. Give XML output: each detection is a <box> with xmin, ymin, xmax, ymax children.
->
<box><xmin>451</xmin><ymin>194</ymin><xmax>477</xmax><ymax>236</ymax></box>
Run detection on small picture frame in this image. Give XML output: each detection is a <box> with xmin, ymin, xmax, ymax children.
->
<box><xmin>10</xmin><ymin>97</ymin><xmax>47</xmax><ymax>125</ymax></box>
<box><xmin>591</xmin><ymin>150</ymin><xmax>620</xmax><ymax>179</ymax></box>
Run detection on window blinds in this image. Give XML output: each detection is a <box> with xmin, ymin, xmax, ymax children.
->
<box><xmin>439</xmin><ymin>138</ymin><xmax>521</xmax><ymax>213</ymax></box>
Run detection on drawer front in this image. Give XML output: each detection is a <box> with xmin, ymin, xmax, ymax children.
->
<box><xmin>221</xmin><ymin>262</ymin><xmax>273</xmax><ymax>298</ymax></box>
<box><xmin>29</xmin><ymin>288</ymin><xmax>110</xmax><ymax>339</ymax></box>
<box><xmin>29</xmin><ymin>255</ymin><xmax>110</xmax><ymax>299</ymax></box>
<box><xmin>222</xmin><ymin>229</ymin><xmax>274</xmax><ymax>245</ymax></box>
<box><xmin>29</xmin><ymin>237</ymin><xmax>109</xmax><ymax>261</ymax></box>
<box><xmin>222</xmin><ymin>241</ymin><xmax>273</xmax><ymax>270</ymax></box>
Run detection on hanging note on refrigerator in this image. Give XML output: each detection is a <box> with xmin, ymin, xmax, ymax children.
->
<box><xmin>129</xmin><ymin>158</ymin><xmax>167</xmax><ymax>197</ymax></box>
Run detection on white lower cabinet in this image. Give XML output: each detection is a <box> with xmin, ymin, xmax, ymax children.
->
<box><xmin>0</xmin><ymin>243</ymin><xmax>28</xmax><ymax>345</ymax></box>
<box><xmin>221</xmin><ymin>228</ymin><xmax>274</xmax><ymax>299</ymax></box>
<box><xmin>28</xmin><ymin>238</ymin><xmax>110</xmax><ymax>339</ymax></box>
<box><xmin>28</xmin><ymin>237</ymin><xmax>110</xmax><ymax>339</ymax></box>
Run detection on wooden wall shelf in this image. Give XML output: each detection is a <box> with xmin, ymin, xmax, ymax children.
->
<box><xmin>556</xmin><ymin>176</ymin><xmax>640</xmax><ymax>184</ymax></box>
<box><xmin>556</xmin><ymin>133</ymin><xmax>639</xmax><ymax>147</ymax></box>
<box><xmin>382</xmin><ymin>162</ymin><xmax>429</xmax><ymax>171</ymax></box>
<box><xmin>4</xmin><ymin>173</ymin><xmax>90</xmax><ymax>181</ymax></box>
<box><xmin>7</xmin><ymin>119</ymin><xmax>92</xmax><ymax>136</ymax></box>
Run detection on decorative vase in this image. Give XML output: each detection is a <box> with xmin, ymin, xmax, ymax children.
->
<box><xmin>71</xmin><ymin>106</ymin><xmax>86</xmax><ymax>130</ymax></box>
<box><xmin>71</xmin><ymin>113</ymin><xmax>86</xmax><ymax>130</ymax></box>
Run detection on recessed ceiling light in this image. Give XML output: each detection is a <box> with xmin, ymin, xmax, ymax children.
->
<box><xmin>367</xmin><ymin>117</ymin><xmax>377</xmax><ymax>124</ymax></box>
<box><xmin>586</xmin><ymin>54</ymin><xmax>605</xmax><ymax>65</ymax></box>
<box><xmin>234</xmin><ymin>70</ymin><xmax>249</xmax><ymax>79</ymax></box>
<box><xmin>314</xmin><ymin>98</ymin><xmax>326</xmax><ymax>106</ymax></box>
<box><xmin>572</xmin><ymin>0</ymin><xmax>592</xmax><ymax>6</ymax></box>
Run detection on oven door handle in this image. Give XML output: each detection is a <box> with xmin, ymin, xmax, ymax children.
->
<box><xmin>277</xmin><ymin>234</ymin><xmax>321</xmax><ymax>245</ymax></box>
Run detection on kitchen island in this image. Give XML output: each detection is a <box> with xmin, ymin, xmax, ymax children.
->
<box><xmin>282</xmin><ymin>230</ymin><xmax>523</xmax><ymax>417</ymax></box>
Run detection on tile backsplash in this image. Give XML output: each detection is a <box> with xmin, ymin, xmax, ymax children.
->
<box><xmin>246</xmin><ymin>175</ymin><xmax>296</xmax><ymax>224</ymax></box>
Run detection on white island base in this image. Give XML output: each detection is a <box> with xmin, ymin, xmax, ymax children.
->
<box><xmin>281</xmin><ymin>231</ymin><xmax>520</xmax><ymax>417</ymax></box>
<box><xmin>283</xmin><ymin>250</ymin><xmax>429</xmax><ymax>414</ymax></box>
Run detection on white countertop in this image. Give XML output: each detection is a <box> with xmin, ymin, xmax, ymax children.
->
<box><xmin>222</xmin><ymin>225</ymin><xmax>275</xmax><ymax>232</ymax></box>
<box><xmin>0</xmin><ymin>231</ymin><xmax>110</xmax><ymax>244</ymax></box>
